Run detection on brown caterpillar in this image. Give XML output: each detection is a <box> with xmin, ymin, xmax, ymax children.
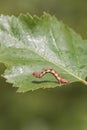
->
<box><xmin>32</xmin><ymin>68</ymin><xmax>69</xmax><ymax>84</ymax></box>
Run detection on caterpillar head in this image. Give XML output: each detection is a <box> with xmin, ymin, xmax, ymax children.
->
<box><xmin>32</xmin><ymin>72</ymin><xmax>40</xmax><ymax>78</ymax></box>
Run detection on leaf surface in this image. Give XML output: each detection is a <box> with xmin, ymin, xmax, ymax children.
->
<box><xmin>0</xmin><ymin>13</ymin><xmax>87</xmax><ymax>92</ymax></box>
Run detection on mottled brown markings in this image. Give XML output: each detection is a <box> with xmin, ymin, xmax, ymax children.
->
<box><xmin>32</xmin><ymin>68</ymin><xmax>69</xmax><ymax>84</ymax></box>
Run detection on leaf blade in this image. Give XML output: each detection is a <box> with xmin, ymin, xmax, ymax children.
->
<box><xmin>0</xmin><ymin>13</ymin><xmax>87</xmax><ymax>92</ymax></box>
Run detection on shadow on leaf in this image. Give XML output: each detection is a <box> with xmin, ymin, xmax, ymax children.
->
<box><xmin>32</xmin><ymin>80</ymin><xmax>58</xmax><ymax>84</ymax></box>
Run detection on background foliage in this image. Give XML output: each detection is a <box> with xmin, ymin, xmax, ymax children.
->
<box><xmin>0</xmin><ymin>0</ymin><xmax>87</xmax><ymax>130</ymax></box>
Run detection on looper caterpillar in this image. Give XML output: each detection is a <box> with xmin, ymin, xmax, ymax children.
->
<box><xmin>32</xmin><ymin>68</ymin><xmax>69</xmax><ymax>84</ymax></box>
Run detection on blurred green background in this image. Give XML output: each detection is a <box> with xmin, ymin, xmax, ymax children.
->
<box><xmin>0</xmin><ymin>0</ymin><xmax>87</xmax><ymax>130</ymax></box>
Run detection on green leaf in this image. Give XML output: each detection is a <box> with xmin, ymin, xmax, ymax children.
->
<box><xmin>0</xmin><ymin>13</ymin><xmax>87</xmax><ymax>92</ymax></box>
